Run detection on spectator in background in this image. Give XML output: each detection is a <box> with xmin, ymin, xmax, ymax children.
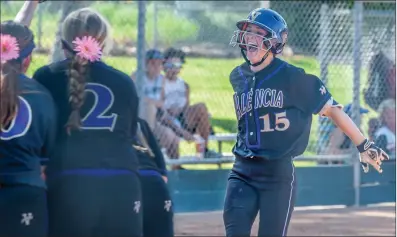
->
<box><xmin>364</xmin><ymin>50</ymin><xmax>396</xmax><ymax>111</ymax></box>
<box><xmin>131</xmin><ymin>49</ymin><xmax>181</xmax><ymax>166</ymax></box>
<box><xmin>131</xmin><ymin>49</ymin><xmax>165</xmax><ymax>129</ymax></box>
<box><xmin>368</xmin><ymin>118</ymin><xmax>381</xmax><ymax>141</ymax></box>
<box><xmin>374</xmin><ymin>99</ymin><xmax>396</xmax><ymax>159</ymax></box>
<box><xmin>161</xmin><ymin>47</ymin><xmax>221</xmax><ymax>159</ymax></box>
<box><xmin>317</xmin><ymin>104</ymin><xmax>369</xmax><ymax>157</ymax></box>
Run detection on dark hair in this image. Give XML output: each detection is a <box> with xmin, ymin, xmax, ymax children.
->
<box><xmin>163</xmin><ymin>47</ymin><xmax>186</xmax><ymax>64</ymax></box>
<box><xmin>61</xmin><ymin>8</ymin><xmax>111</xmax><ymax>134</ymax></box>
<box><xmin>0</xmin><ymin>21</ymin><xmax>34</xmax><ymax>130</ymax></box>
<box><xmin>368</xmin><ymin>118</ymin><xmax>381</xmax><ymax>139</ymax></box>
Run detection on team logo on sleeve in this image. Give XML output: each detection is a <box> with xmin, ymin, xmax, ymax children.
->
<box><xmin>319</xmin><ymin>86</ymin><xmax>327</xmax><ymax>95</ymax></box>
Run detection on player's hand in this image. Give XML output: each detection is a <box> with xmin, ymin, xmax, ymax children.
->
<box><xmin>162</xmin><ymin>176</ymin><xmax>168</xmax><ymax>183</ymax></box>
<box><xmin>357</xmin><ymin>139</ymin><xmax>389</xmax><ymax>173</ymax></box>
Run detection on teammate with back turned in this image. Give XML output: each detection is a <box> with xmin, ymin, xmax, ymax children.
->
<box><xmin>224</xmin><ymin>8</ymin><xmax>390</xmax><ymax>237</ymax></box>
<box><xmin>33</xmin><ymin>8</ymin><xmax>142</xmax><ymax>237</ymax></box>
<box><xmin>0</xmin><ymin>20</ymin><xmax>56</xmax><ymax>237</ymax></box>
<box><xmin>0</xmin><ymin>1</ymin><xmax>55</xmax><ymax>236</ymax></box>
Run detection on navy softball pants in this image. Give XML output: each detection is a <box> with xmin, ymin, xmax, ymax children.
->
<box><xmin>139</xmin><ymin>170</ymin><xmax>174</xmax><ymax>237</ymax></box>
<box><xmin>0</xmin><ymin>185</ymin><xmax>48</xmax><ymax>237</ymax></box>
<box><xmin>46</xmin><ymin>169</ymin><xmax>142</xmax><ymax>237</ymax></box>
<box><xmin>223</xmin><ymin>158</ymin><xmax>296</xmax><ymax>237</ymax></box>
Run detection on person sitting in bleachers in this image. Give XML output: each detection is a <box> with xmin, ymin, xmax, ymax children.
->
<box><xmin>131</xmin><ymin>49</ymin><xmax>181</xmax><ymax>165</ymax></box>
<box><xmin>160</xmin><ymin>47</ymin><xmax>221</xmax><ymax>159</ymax></box>
<box><xmin>374</xmin><ymin>99</ymin><xmax>396</xmax><ymax>159</ymax></box>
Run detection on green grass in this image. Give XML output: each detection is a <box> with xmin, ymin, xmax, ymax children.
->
<box><xmin>27</xmin><ymin>53</ymin><xmax>375</xmax><ymax>169</ymax></box>
<box><xmin>0</xmin><ymin>2</ymin><xmax>199</xmax><ymax>49</ymax></box>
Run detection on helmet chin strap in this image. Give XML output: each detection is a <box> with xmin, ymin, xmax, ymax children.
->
<box><xmin>241</xmin><ymin>48</ymin><xmax>270</xmax><ymax>67</ymax></box>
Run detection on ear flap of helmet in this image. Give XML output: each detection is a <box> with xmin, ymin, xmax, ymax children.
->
<box><xmin>271</xmin><ymin>30</ymin><xmax>288</xmax><ymax>54</ymax></box>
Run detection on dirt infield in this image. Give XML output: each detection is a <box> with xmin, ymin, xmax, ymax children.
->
<box><xmin>174</xmin><ymin>204</ymin><xmax>396</xmax><ymax>236</ymax></box>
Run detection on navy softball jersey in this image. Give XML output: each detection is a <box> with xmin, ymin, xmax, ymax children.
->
<box><xmin>230</xmin><ymin>58</ymin><xmax>340</xmax><ymax>179</ymax></box>
<box><xmin>33</xmin><ymin>59</ymin><xmax>143</xmax><ymax>237</ymax></box>
<box><xmin>33</xmin><ymin>59</ymin><xmax>140</xmax><ymax>173</ymax></box>
<box><xmin>0</xmin><ymin>74</ymin><xmax>56</xmax><ymax>237</ymax></box>
<box><xmin>0</xmin><ymin>74</ymin><xmax>56</xmax><ymax>187</ymax></box>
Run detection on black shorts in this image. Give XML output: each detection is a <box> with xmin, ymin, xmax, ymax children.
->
<box><xmin>47</xmin><ymin>169</ymin><xmax>142</xmax><ymax>237</ymax></box>
<box><xmin>139</xmin><ymin>170</ymin><xmax>174</xmax><ymax>237</ymax></box>
<box><xmin>0</xmin><ymin>185</ymin><xmax>48</xmax><ymax>237</ymax></box>
<box><xmin>177</xmin><ymin>111</ymin><xmax>199</xmax><ymax>134</ymax></box>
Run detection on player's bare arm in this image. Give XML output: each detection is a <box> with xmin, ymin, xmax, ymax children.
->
<box><xmin>14</xmin><ymin>0</ymin><xmax>43</xmax><ymax>27</ymax></box>
<box><xmin>322</xmin><ymin>105</ymin><xmax>389</xmax><ymax>173</ymax></box>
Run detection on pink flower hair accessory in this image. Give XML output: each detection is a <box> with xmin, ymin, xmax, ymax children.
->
<box><xmin>1</xmin><ymin>34</ymin><xmax>20</xmax><ymax>63</ymax></box>
<box><xmin>72</xmin><ymin>36</ymin><xmax>102</xmax><ymax>62</ymax></box>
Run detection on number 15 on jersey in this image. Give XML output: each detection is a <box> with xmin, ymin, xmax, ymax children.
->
<box><xmin>259</xmin><ymin>111</ymin><xmax>290</xmax><ymax>132</ymax></box>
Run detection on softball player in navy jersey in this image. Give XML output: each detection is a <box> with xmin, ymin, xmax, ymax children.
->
<box><xmin>33</xmin><ymin>8</ymin><xmax>142</xmax><ymax>237</ymax></box>
<box><xmin>0</xmin><ymin>20</ymin><xmax>56</xmax><ymax>237</ymax></box>
<box><xmin>225</xmin><ymin>8</ymin><xmax>390</xmax><ymax>237</ymax></box>
<box><xmin>134</xmin><ymin>118</ymin><xmax>174</xmax><ymax>237</ymax></box>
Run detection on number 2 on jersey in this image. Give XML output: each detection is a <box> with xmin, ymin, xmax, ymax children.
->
<box><xmin>259</xmin><ymin>111</ymin><xmax>290</xmax><ymax>132</ymax></box>
<box><xmin>81</xmin><ymin>83</ymin><xmax>118</xmax><ymax>131</ymax></box>
<box><xmin>0</xmin><ymin>97</ymin><xmax>32</xmax><ymax>141</ymax></box>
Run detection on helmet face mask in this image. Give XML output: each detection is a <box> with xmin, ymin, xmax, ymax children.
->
<box><xmin>230</xmin><ymin>29</ymin><xmax>276</xmax><ymax>53</ymax></box>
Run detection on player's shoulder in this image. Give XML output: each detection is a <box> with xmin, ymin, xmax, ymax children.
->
<box><xmin>229</xmin><ymin>61</ymin><xmax>251</xmax><ymax>86</ymax></box>
<box><xmin>281</xmin><ymin>59</ymin><xmax>321</xmax><ymax>82</ymax></box>
<box><xmin>19</xmin><ymin>74</ymin><xmax>52</xmax><ymax>97</ymax></box>
<box><xmin>92</xmin><ymin>61</ymin><xmax>135</xmax><ymax>87</ymax></box>
<box><xmin>35</xmin><ymin>59</ymin><xmax>69</xmax><ymax>76</ymax></box>
<box><xmin>280</xmin><ymin>59</ymin><xmax>306</xmax><ymax>76</ymax></box>
<box><xmin>19</xmin><ymin>75</ymin><xmax>56</xmax><ymax>114</ymax></box>
<box><xmin>230</xmin><ymin>62</ymin><xmax>250</xmax><ymax>78</ymax></box>
<box><xmin>33</xmin><ymin>59</ymin><xmax>69</xmax><ymax>86</ymax></box>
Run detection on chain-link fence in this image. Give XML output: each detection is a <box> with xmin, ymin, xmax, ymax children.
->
<box><xmin>144</xmin><ymin>1</ymin><xmax>396</xmax><ymax>160</ymax></box>
<box><xmin>1</xmin><ymin>1</ymin><xmax>394</xmax><ymax>160</ymax></box>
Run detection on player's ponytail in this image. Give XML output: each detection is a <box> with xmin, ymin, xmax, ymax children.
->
<box><xmin>61</xmin><ymin>8</ymin><xmax>112</xmax><ymax>135</ymax></box>
<box><xmin>65</xmin><ymin>56</ymin><xmax>89</xmax><ymax>134</ymax></box>
<box><xmin>0</xmin><ymin>62</ymin><xmax>21</xmax><ymax>130</ymax></box>
<box><xmin>0</xmin><ymin>21</ymin><xmax>35</xmax><ymax>130</ymax></box>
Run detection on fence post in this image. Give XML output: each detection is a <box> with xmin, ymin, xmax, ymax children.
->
<box><xmin>319</xmin><ymin>3</ymin><xmax>330</xmax><ymax>86</ymax></box>
<box><xmin>37</xmin><ymin>4</ymin><xmax>43</xmax><ymax>50</ymax></box>
<box><xmin>352</xmin><ymin>1</ymin><xmax>363</xmax><ymax>208</ymax></box>
<box><xmin>153</xmin><ymin>1</ymin><xmax>159</xmax><ymax>49</ymax></box>
<box><xmin>317</xmin><ymin>3</ymin><xmax>331</xmax><ymax>154</ymax></box>
<box><xmin>136</xmin><ymin>0</ymin><xmax>147</xmax><ymax>98</ymax></box>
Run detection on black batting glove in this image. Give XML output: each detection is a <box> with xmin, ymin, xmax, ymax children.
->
<box><xmin>357</xmin><ymin>139</ymin><xmax>389</xmax><ymax>173</ymax></box>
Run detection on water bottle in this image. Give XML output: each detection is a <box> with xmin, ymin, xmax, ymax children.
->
<box><xmin>194</xmin><ymin>134</ymin><xmax>205</xmax><ymax>159</ymax></box>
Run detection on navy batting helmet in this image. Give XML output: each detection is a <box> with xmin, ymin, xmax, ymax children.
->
<box><xmin>230</xmin><ymin>8</ymin><xmax>288</xmax><ymax>56</ymax></box>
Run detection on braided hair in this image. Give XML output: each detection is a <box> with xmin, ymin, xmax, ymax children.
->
<box><xmin>61</xmin><ymin>8</ymin><xmax>112</xmax><ymax>135</ymax></box>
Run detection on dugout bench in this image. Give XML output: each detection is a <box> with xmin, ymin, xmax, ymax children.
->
<box><xmin>163</xmin><ymin>133</ymin><xmax>236</xmax><ymax>168</ymax></box>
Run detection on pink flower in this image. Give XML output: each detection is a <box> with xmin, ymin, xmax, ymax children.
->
<box><xmin>72</xmin><ymin>36</ymin><xmax>102</xmax><ymax>62</ymax></box>
<box><xmin>1</xmin><ymin>34</ymin><xmax>20</xmax><ymax>63</ymax></box>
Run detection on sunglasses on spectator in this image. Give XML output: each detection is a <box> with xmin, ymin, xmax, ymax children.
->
<box><xmin>164</xmin><ymin>62</ymin><xmax>183</xmax><ymax>69</ymax></box>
